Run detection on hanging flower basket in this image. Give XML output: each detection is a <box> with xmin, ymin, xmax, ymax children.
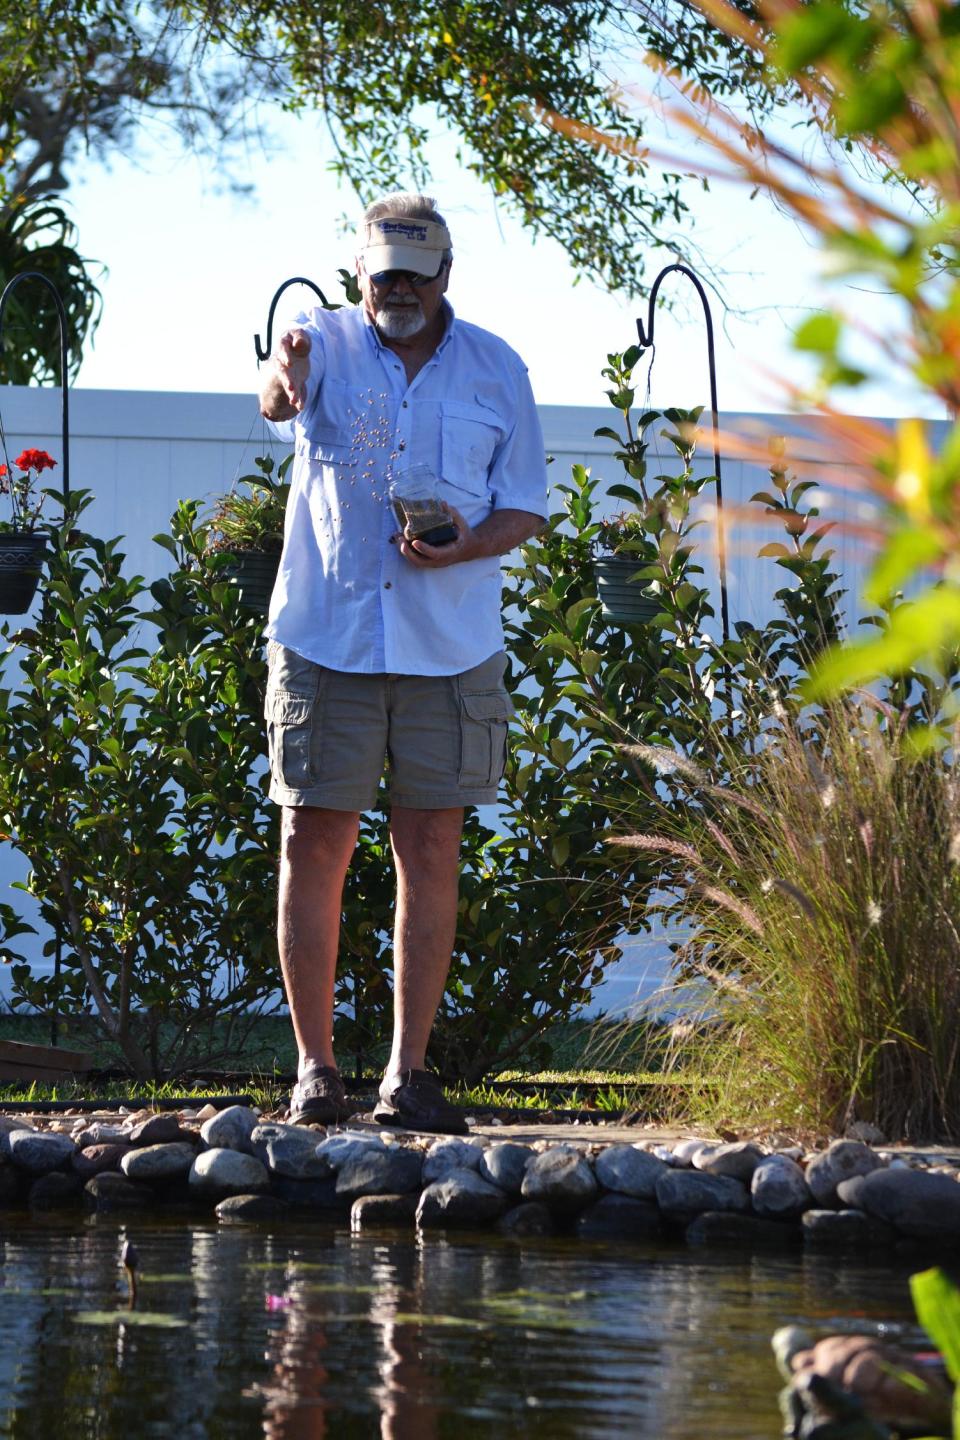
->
<box><xmin>216</xmin><ymin>548</ymin><xmax>281</xmax><ymax>612</ymax></box>
<box><xmin>0</xmin><ymin>531</ymin><xmax>46</xmax><ymax>614</ymax></box>
<box><xmin>592</xmin><ymin>555</ymin><xmax>662</xmax><ymax>627</ymax></box>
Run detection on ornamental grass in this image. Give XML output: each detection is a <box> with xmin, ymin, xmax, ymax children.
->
<box><xmin>613</xmin><ymin>704</ymin><xmax>960</xmax><ymax>1141</ymax></box>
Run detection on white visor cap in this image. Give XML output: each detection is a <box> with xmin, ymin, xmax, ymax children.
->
<box><xmin>358</xmin><ymin>216</ymin><xmax>452</xmax><ymax>277</ymax></box>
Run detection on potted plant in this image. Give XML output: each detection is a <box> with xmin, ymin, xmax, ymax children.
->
<box><xmin>591</xmin><ymin>509</ymin><xmax>664</xmax><ymax>626</ymax></box>
<box><xmin>203</xmin><ymin>452</ymin><xmax>292</xmax><ymax>611</ymax></box>
<box><xmin>0</xmin><ymin>447</ymin><xmax>55</xmax><ymax>613</ymax></box>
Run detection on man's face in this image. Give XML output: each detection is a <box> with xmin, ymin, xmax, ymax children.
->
<box><xmin>357</xmin><ymin>255</ymin><xmax>450</xmax><ymax>340</ymax></box>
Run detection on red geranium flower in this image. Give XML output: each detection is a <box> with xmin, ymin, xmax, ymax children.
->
<box><xmin>0</xmin><ymin>465</ymin><xmax>6</xmax><ymax>478</ymax></box>
<box><xmin>13</xmin><ymin>448</ymin><xmax>57</xmax><ymax>473</ymax></box>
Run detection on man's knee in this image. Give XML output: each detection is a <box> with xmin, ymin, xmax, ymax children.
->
<box><xmin>280</xmin><ymin>806</ymin><xmax>360</xmax><ymax>866</ymax></box>
<box><xmin>390</xmin><ymin>807</ymin><xmax>464</xmax><ymax>871</ymax></box>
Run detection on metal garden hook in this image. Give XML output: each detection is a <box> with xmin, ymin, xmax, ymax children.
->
<box><xmin>254</xmin><ymin>277</ymin><xmax>332</xmax><ymax>363</ymax></box>
<box><xmin>636</xmin><ymin>264</ymin><xmax>730</xmax><ymax>647</ymax></box>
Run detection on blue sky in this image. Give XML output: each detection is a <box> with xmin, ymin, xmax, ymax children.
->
<box><xmin>62</xmin><ymin>105</ymin><xmax>943</xmax><ymax>420</ymax></box>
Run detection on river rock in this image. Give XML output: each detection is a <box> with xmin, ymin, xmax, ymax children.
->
<box><xmin>269</xmin><ymin>1174</ymin><xmax>343</xmax><ymax>1211</ymax></box>
<box><xmin>29</xmin><ymin>1172</ymin><xmax>83</xmax><ymax>1208</ymax></box>
<box><xmin>521</xmin><ymin>1146</ymin><xmax>598</xmax><ymax>1212</ymax></box>
<box><xmin>251</xmin><ymin>1124</ymin><xmax>333</xmax><ymax>1179</ymax></box>
<box><xmin>422</xmin><ymin>1137</ymin><xmax>485</xmax><ymax>1182</ymax></box>
<box><xmin>478</xmin><ymin>1143</ymin><xmax>534</xmax><ymax>1194</ymax></box>
<box><xmin>751</xmin><ymin>1156</ymin><xmax>812</xmax><ymax>1217</ymax></box>
<box><xmin>837</xmin><ymin>1167</ymin><xmax>960</xmax><ymax>1239</ymax></box>
<box><xmin>802</xmin><ymin>1209</ymin><xmax>897</xmax><ymax>1248</ymax></box>
<box><xmin>121</xmin><ymin>1142</ymin><xmax>198</xmax><ymax>1183</ymax></box>
<box><xmin>189</xmin><ymin>1148</ymin><xmax>270</xmax><ymax>1197</ymax></box>
<box><xmin>577</xmin><ymin>1194</ymin><xmax>662</xmax><ymax>1241</ymax></box>
<box><xmin>0</xmin><ymin>1118</ymin><xmax>34</xmax><ymax>1155</ymax></box>
<box><xmin>84</xmin><ymin>1173</ymin><xmax>152</xmax><ymax>1211</ymax></box>
<box><xmin>126</xmin><ymin>1113</ymin><xmax>183</xmax><ymax>1147</ymax></box>
<box><xmin>8</xmin><ymin>1130</ymin><xmax>76</xmax><ymax>1175</ymax></box>
<box><xmin>497</xmin><ymin>1202</ymin><xmax>555</xmax><ymax>1238</ymax></box>
<box><xmin>0</xmin><ymin>1163</ymin><xmax>25</xmax><ymax>1206</ymax></box>
<box><xmin>672</xmin><ymin>1139</ymin><xmax>711</xmax><ymax>1167</ymax></box>
<box><xmin>686</xmin><ymin>1212</ymin><xmax>800</xmax><ymax>1247</ymax></box>
<box><xmin>350</xmin><ymin>1193</ymin><xmax>420</xmax><ymax>1229</ymax></box>
<box><xmin>75</xmin><ymin>1122</ymin><xmax>128</xmax><ymax>1150</ymax></box>
<box><xmin>215</xmin><ymin>1193</ymin><xmax>289</xmax><ymax>1223</ymax></box>
<box><xmin>655</xmin><ymin>1169</ymin><xmax>750</xmax><ymax>1218</ymax></box>
<box><xmin>201</xmin><ymin>1105</ymin><xmax>258</xmax><ymax>1153</ymax></box>
<box><xmin>336</xmin><ymin>1145</ymin><xmax>423</xmax><ymax>1199</ymax></box>
<box><xmin>805</xmin><ymin>1140</ymin><xmax>884</xmax><ymax>1206</ymax></box>
<box><xmin>594</xmin><ymin>1144</ymin><xmax>666</xmax><ymax>1199</ymax></box>
<box><xmin>416</xmin><ymin>1168</ymin><xmax>509</xmax><ymax>1228</ymax></box>
<box><xmin>314</xmin><ymin>1134</ymin><xmax>386</xmax><ymax>1171</ymax></box>
<box><xmin>695</xmin><ymin>1142</ymin><xmax>766</xmax><ymax>1183</ymax></box>
<box><xmin>72</xmin><ymin>1143</ymin><xmax>133</xmax><ymax>1179</ymax></box>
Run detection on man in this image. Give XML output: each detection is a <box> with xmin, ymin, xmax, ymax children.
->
<box><xmin>259</xmin><ymin>192</ymin><xmax>548</xmax><ymax>1134</ymax></box>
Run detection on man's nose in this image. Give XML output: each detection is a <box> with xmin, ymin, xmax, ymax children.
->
<box><xmin>390</xmin><ymin>274</ymin><xmax>414</xmax><ymax>296</ymax></box>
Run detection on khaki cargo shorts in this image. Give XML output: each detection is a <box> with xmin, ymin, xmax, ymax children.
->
<box><xmin>265</xmin><ymin>643</ymin><xmax>514</xmax><ymax>810</ymax></box>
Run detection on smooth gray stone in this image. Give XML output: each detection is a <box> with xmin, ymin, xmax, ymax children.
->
<box><xmin>350</xmin><ymin>1193</ymin><xmax>420</xmax><ymax>1229</ymax></box>
<box><xmin>314</xmin><ymin>1135</ymin><xmax>385</xmax><ymax>1171</ymax></box>
<box><xmin>84</xmin><ymin>1173</ymin><xmax>152</xmax><ymax>1211</ymax></box>
<box><xmin>216</xmin><ymin>1193</ymin><xmax>290</xmax><ymax>1222</ymax></box>
<box><xmin>655</xmin><ymin>1169</ymin><xmax>750</xmax><ymax>1217</ymax></box>
<box><xmin>576</xmin><ymin>1194</ymin><xmax>662</xmax><ymax>1241</ymax></box>
<box><xmin>269</xmin><ymin>1174</ymin><xmax>343</xmax><ymax>1211</ymax></box>
<box><xmin>520</xmin><ymin>1146</ymin><xmax>598</xmax><ymax>1212</ymax></box>
<box><xmin>121</xmin><ymin>1142</ymin><xmax>198</xmax><ymax>1183</ymax></box>
<box><xmin>0</xmin><ymin>1163</ymin><xmax>25</xmax><ymax>1206</ymax></box>
<box><xmin>478</xmin><ymin>1143</ymin><xmax>534</xmax><ymax>1194</ymax></box>
<box><xmin>201</xmin><ymin>1105</ymin><xmax>259</xmax><ymax>1153</ymax></box>
<box><xmin>73</xmin><ymin>1143</ymin><xmax>133</xmax><ymax>1179</ymax></box>
<box><xmin>686</xmin><ymin>1211</ymin><xmax>800</xmax><ymax>1247</ymax></box>
<box><xmin>251</xmin><ymin>1125</ymin><xmax>333</xmax><ymax>1180</ymax></box>
<box><xmin>751</xmin><ymin>1156</ymin><xmax>812</xmax><ymax>1217</ymax></box>
<box><xmin>496</xmin><ymin>1202</ymin><xmax>555</xmax><ymax>1238</ymax></box>
<box><xmin>805</xmin><ymin>1141</ymin><xmax>884</xmax><ymax>1206</ymax></box>
<box><xmin>189</xmin><ymin>1148</ymin><xmax>270</xmax><ymax>1196</ymax></box>
<box><xmin>416</xmin><ymin>1168</ymin><xmax>509</xmax><ymax>1228</ymax></box>
<box><xmin>837</xmin><ymin>1167</ymin><xmax>960</xmax><ymax>1239</ymax></box>
<box><xmin>75</xmin><ymin>1122</ymin><xmax>128</xmax><ymax>1150</ymax></box>
<box><xmin>695</xmin><ymin>1142</ymin><xmax>766</xmax><ymax>1182</ymax></box>
<box><xmin>28</xmin><ymin>1171</ymin><xmax>83</xmax><ymax>1208</ymax></box>
<box><xmin>802</xmin><ymin>1208</ymin><xmax>897</xmax><ymax>1248</ymax></box>
<box><xmin>594</xmin><ymin>1144</ymin><xmax>666</xmax><ymax>1199</ymax></box>
<box><xmin>671</xmin><ymin>1139</ymin><xmax>709</xmax><ymax>1167</ymax></box>
<box><xmin>422</xmin><ymin>1137</ymin><xmax>485</xmax><ymax>1182</ymax></box>
<box><xmin>126</xmin><ymin>1113</ymin><xmax>183</xmax><ymax>1146</ymax></box>
<box><xmin>8</xmin><ymin>1130</ymin><xmax>76</xmax><ymax>1175</ymax></box>
<box><xmin>336</xmin><ymin>1145</ymin><xmax>423</xmax><ymax>1199</ymax></box>
<box><xmin>0</xmin><ymin>1118</ymin><xmax>35</xmax><ymax>1156</ymax></box>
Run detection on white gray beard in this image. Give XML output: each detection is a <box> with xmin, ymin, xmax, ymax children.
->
<box><xmin>376</xmin><ymin>301</ymin><xmax>426</xmax><ymax>339</ymax></box>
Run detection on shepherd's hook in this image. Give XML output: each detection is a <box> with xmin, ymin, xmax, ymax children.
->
<box><xmin>255</xmin><ymin>277</ymin><xmax>332</xmax><ymax>362</ymax></box>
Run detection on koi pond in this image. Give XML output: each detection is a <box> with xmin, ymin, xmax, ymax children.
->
<box><xmin>0</xmin><ymin>1217</ymin><xmax>923</xmax><ymax>1438</ymax></box>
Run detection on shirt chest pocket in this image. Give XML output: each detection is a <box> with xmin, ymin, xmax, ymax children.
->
<box><xmin>440</xmin><ymin>400</ymin><xmax>503</xmax><ymax>501</ymax></box>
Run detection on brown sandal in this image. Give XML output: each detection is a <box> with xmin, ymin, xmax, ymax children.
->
<box><xmin>373</xmin><ymin>1069</ymin><xmax>467</xmax><ymax>1136</ymax></box>
<box><xmin>288</xmin><ymin>1064</ymin><xmax>353</xmax><ymax>1125</ymax></box>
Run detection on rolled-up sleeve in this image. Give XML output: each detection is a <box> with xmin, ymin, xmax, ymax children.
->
<box><xmin>488</xmin><ymin>362</ymin><xmax>549</xmax><ymax>518</ymax></box>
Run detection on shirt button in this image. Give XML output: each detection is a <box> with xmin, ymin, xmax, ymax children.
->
<box><xmin>398</xmin><ymin>440</ymin><xmax>406</xmax><ymax>450</ymax></box>
<box><xmin>402</xmin><ymin>400</ymin><xmax>408</xmax><ymax>408</ymax></box>
<box><xmin>384</xmin><ymin>581</ymin><xmax>392</xmax><ymax>590</ymax></box>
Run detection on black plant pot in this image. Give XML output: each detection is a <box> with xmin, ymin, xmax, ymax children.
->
<box><xmin>592</xmin><ymin>555</ymin><xmax>662</xmax><ymax>627</ymax></box>
<box><xmin>0</xmin><ymin>531</ymin><xmax>46</xmax><ymax>614</ymax></box>
<box><xmin>218</xmin><ymin>549</ymin><xmax>282</xmax><ymax>612</ymax></box>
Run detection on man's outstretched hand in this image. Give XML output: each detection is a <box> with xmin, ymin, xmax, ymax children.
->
<box><xmin>273</xmin><ymin>328</ymin><xmax>311</xmax><ymax>412</ymax></box>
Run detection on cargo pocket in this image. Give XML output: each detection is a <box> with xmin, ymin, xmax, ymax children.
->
<box><xmin>458</xmin><ymin>689</ymin><xmax>514</xmax><ymax>788</ymax></box>
<box><xmin>265</xmin><ymin>685</ymin><xmax>322</xmax><ymax>791</ymax></box>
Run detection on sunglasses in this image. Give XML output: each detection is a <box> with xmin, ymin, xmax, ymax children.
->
<box><xmin>366</xmin><ymin>265</ymin><xmax>443</xmax><ymax>288</ymax></box>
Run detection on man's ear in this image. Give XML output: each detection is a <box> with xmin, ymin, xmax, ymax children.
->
<box><xmin>441</xmin><ymin>260</ymin><xmax>452</xmax><ymax>293</ymax></box>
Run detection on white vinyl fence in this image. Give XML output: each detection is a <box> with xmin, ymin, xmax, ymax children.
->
<box><xmin>0</xmin><ymin>383</ymin><xmax>943</xmax><ymax>1015</ymax></box>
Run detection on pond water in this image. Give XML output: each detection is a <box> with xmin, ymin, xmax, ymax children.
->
<box><xmin>0</xmin><ymin>1216</ymin><xmax>924</xmax><ymax>1438</ymax></box>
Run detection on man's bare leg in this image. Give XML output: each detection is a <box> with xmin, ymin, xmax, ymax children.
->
<box><xmin>278</xmin><ymin>805</ymin><xmax>360</xmax><ymax>1076</ymax></box>
<box><xmin>384</xmin><ymin>806</ymin><xmax>464</xmax><ymax>1083</ymax></box>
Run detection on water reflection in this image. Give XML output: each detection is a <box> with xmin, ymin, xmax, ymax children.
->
<box><xmin>0</xmin><ymin>1217</ymin><xmax>925</xmax><ymax>1439</ymax></box>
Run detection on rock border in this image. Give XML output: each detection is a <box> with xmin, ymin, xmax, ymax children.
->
<box><xmin>2</xmin><ymin>1109</ymin><xmax>959</xmax><ymax>1249</ymax></box>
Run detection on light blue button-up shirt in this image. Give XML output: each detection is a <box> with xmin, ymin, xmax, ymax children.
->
<box><xmin>265</xmin><ymin>302</ymin><xmax>548</xmax><ymax>676</ymax></box>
